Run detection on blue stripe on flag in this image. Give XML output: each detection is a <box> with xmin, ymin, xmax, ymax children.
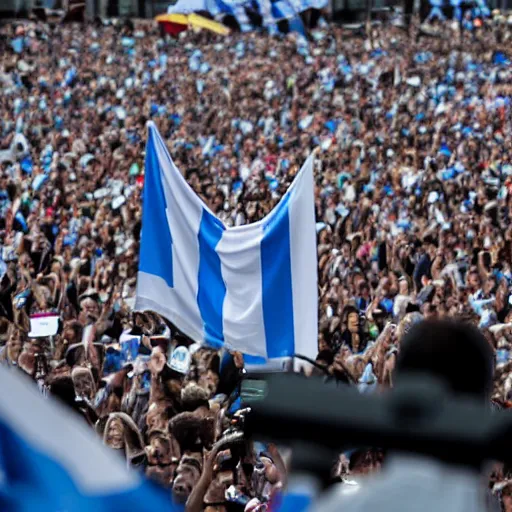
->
<box><xmin>271</xmin><ymin>1</ymin><xmax>307</xmax><ymax>36</ymax></box>
<box><xmin>308</xmin><ymin>0</ymin><xmax>329</xmax><ymax>7</ymax></box>
<box><xmin>288</xmin><ymin>15</ymin><xmax>307</xmax><ymax>36</ymax></box>
<box><xmin>261</xmin><ymin>193</ymin><xmax>295</xmax><ymax>358</ymax></box>
<box><xmin>244</xmin><ymin>354</ymin><xmax>268</xmax><ymax>364</ymax></box>
<box><xmin>197</xmin><ymin>209</ymin><xmax>226</xmax><ymax>349</ymax></box>
<box><xmin>139</xmin><ymin>130</ymin><xmax>174</xmax><ymax>287</ymax></box>
<box><xmin>272</xmin><ymin>0</ymin><xmax>296</xmax><ymax>19</ymax></box>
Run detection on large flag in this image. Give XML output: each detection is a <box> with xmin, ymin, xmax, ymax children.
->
<box><xmin>0</xmin><ymin>366</ymin><xmax>180</xmax><ymax>512</ymax></box>
<box><xmin>136</xmin><ymin>123</ymin><xmax>317</xmax><ymax>361</ymax></box>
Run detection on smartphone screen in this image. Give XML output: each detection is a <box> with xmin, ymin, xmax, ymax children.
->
<box><xmin>141</xmin><ymin>370</ymin><xmax>151</xmax><ymax>391</ymax></box>
<box><xmin>497</xmin><ymin>349</ymin><xmax>510</xmax><ymax>365</ymax></box>
<box><xmin>240</xmin><ymin>379</ymin><xmax>268</xmax><ymax>404</ymax></box>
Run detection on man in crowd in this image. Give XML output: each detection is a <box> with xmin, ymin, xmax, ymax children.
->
<box><xmin>317</xmin><ymin>319</ymin><xmax>499</xmax><ymax>511</ymax></box>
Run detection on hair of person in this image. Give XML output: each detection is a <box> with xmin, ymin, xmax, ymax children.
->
<box><xmin>396</xmin><ymin>319</ymin><xmax>494</xmax><ymax>400</ymax></box>
<box><xmin>49</xmin><ymin>376</ymin><xmax>77</xmax><ymax>410</ymax></box>
<box><xmin>181</xmin><ymin>382</ymin><xmax>210</xmax><ymax>412</ymax></box>
<box><xmin>316</xmin><ymin>349</ymin><xmax>335</xmax><ymax>366</ymax></box>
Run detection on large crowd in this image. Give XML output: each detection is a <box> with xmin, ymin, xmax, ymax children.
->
<box><xmin>1</xmin><ymin>8</ymin><xmax>512</xmax><ymax>511</ymax></box>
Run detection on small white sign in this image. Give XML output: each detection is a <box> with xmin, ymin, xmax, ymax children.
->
<box><xmin>169</xmin><ymin>346</ymin><xmax>191</xmax><ymax>375</ymax></box>
<box><xmin>29</xmin><ymin>315</ymin><xmax>60</xmax><ymax>338</ymax></box>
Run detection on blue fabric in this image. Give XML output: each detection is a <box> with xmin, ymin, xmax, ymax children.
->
<box><xmin>211</xmin><ymin>0</ymin><xmax>249</xmax><ymax>28</ymax></box>
<box><xmin>273</xmin><ymin>493</ymin><xmax>312</xmax><ymax>512</ymax></box>
<box><xmin>380</xmin><ymin>298</ymin><xmax>394</xmax><ymax>314</ymax></box>
<box><xmin>20</xmin><ymin>156</ymin><xmax>33</xmax><ymax>174</ymax></box>
<box><xmin>439</xmin><ymin>144</ymin><xmax>452</xmax><ymax>157</ymax></box>
<box><xmin>14</xmin><ymin>212</ymin><xmax>28</xmax><ymax>233</ymax></box>
<box><xmin>0</xmin><ymin>422</ymin><xmax>181</xmax><ymax>512</ymax></box>
<box><xmin>441</xmin><ymin>168</ymin><xmax>456</xmax><ymax>181</ymax></box>
<box><xmin>493</xmin><ymin>52</ymin><xmax>510</xmax><ymax>66</ymax></box>
<box><xmin>11</xmin><ymin>37</ymin><xmax>24</xmax><ymax>54</ymax></box>
<box><xmin>120</xmin><ymin>336</ymin><xmax>140</xmax><ymax>363</ymax></box>
<box><xmin>261</xmin><ymin>193</ymin><xmax>295</xmax><ymax>358</ymax></box>
<box><xmin>228</xmin><ymin>396</ymin><xmax>242</xmax><ymax>415</ymax></box>
<box><xmin>203</xmin><ymin>0</ymin><xmax>326</xmax><ymax>32</ymax></box>
<box><xmin>64</xmin><ymin>67</ymin><xmax>77</xmax><ymax>86</ymax></box>
<box><xmin>243</xmin><ymin>355</ymin><xmax>269</xmax><ymax>367</ymax></box>
<box><xmin>136</xmin><ymin>123</ymin><xmax>316</xmax><ymax>361</ymax></box>
<box><xmin>356</xmin><ymin>296</ymin><xmax>369</xmax><ymax>312</ymax></box>
<box><xmin>325</xmin><ymin>120</ymin><xmax>338</xmax><ymax>133</ymax></box>
<box><xmin>272</xmin><ymin>0</ymin><xmax>296</xmax><ymax>19</ymax></box>
<box><xmin>139</xmin><ymin>128</ymin><xmax>174</xmax><ymax>287</ymax></box>
<box><xmin>288</xmin><ymin>15</ymin><xmax>307</xmax><ymax>37</ymax></box>
<box><xmin>197</xmin><ymin>209</ymin><xmax>227</xmax><ymax>349</ymax></box>
<box><xmin>103</xmin><ymin>350</ymin><xmax>123</xmax><ymax>375</ymax></box>
<box><xmin>32</xmin><ymin>174</ymin><xmax>48</xmax><ymax>191</ymax></box>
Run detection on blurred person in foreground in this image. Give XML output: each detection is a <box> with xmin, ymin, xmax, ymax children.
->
<box><xmin>315</xmin><ymin>319</ymin><xmax>498</xmax><ymax>512</ymax></box>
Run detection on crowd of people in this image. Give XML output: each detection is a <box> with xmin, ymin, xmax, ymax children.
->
<box><xmin>1</xmin><ymin>7</ymin><xmax>512</xmax><ymax>510</ymax></box>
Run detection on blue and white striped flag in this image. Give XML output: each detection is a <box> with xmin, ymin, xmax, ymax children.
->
<box><xmin>136</xmin><ymin>123</ymin><xmax>318</xmax><ymax>361</ymax></box>
<box><xmin>271</xmin><ymin>0</ymin><xmax>307</xmax><ymax>36</ymax></box>
<box><xmin>271</xmin><ymin>0</ymin><xmax>297</xmax><ymax>19</ymax></box>
<box><xmin>209</xmin><ymin>0</ymin><xmax>254</xmax><ymax>31</ymax></box>
<box><xmin>0</xmin><ymin>366</ymin><xmax>180</xmax><ymax>512</ymax></box>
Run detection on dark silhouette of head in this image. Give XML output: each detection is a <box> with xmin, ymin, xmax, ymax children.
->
<box><xmin>396</xmin><ymin>320</ymin><xmax>494</xmax><ymax>401</ymax></box>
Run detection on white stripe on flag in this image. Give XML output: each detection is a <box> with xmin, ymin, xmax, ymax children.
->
<box><xmin>136</xmin><ymin>125</ymin><xmax>204</xmax><ymax>343</ymax></box>
<box><xmin>218</xmin><ymin>224</ymin><xmax>268</xmax><ymax>357</ymax></box>
<box><xmin>289</xmin><ymin>155</ymin><xmax>318</xmax><ymax>360</ymax></box>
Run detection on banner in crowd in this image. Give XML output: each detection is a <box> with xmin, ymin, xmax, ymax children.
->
<box><xmin>168</xmin><ymin>0</ymin><xmax>328</xmax><ymax>33</ymax></box>
<box><xmin>0</xmin><ymin>366</ymin><xmax>178</xmax><ymax>511</ymax></box>
<box><xmin>136</xmin><ymin>123</ymin><xmax>318</xmax><ymax>361</ymax></box>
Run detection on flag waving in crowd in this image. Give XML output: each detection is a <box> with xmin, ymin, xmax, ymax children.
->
<box><xmin>136</xmin><ymin>123</ymin><xmax>318</xmax><ymax>362</ymax></box>
<box><xmin>0</xmin><ymin>366</ymin><xmax>178</xmax><ymax>512</ymax></box>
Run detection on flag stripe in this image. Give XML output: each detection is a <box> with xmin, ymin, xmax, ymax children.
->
<box><xmin>272</xmin><ymin>0</ymin><xmax>296</xmax><ymax>19</ymax></box>
<box><xmin>261</xmin><ymin>193</ymin><xmax>295</xmax><ymax>358</ymax></box>
<box><xmin>288</xmin><ymin>16</ymin><xmax>307</xmax><ymax>37</ymax></box>
<box><xmin>136</xmin><ymin>273</ymin><xmax>205</xmax><ymax>344</ymax></box>
<box><xmin>289</xmin><ymin>156</ymin><xmax>318</xmax><ymax>360</ymax></box>
<box><xmin>138</xmin><ymin>130</ymin><xmax>174</xmax><ymax>287</ymax></box>
<box><xmin>218</xmin><ymin>225</ymin><xmax>268</xmax><ymax>357</ymax></box>
<box><xmin>197</xmin><ymin>208</ymin><xmax>227</xmax><ymax>349</ymax></box>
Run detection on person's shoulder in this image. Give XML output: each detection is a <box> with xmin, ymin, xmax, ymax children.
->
<box><xmin>308</xmin><ymin>479</ymin><xmax>378</xmax><ymax>512</ymax></box>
